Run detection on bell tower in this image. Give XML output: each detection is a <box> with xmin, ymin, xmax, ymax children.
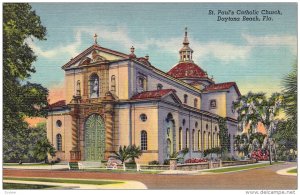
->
<box><xmin>179</xmin><ymin>27</ymin><xmax>194</xmax><ymax>62</ymax></box>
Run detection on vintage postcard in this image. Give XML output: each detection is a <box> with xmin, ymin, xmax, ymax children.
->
<box><xmin>2</xmin><ymin>2</ymin><xmax>297</xmax><ymax>193</ymax></box>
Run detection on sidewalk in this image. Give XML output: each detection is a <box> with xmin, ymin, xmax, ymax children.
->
<box><xmin>276</xmin><ymin>166</ymin><xmax>297</xmax><ymax>177</ymax></box>
<box><xmin>159</xmin><ymin>161</ymin><xmax>271</xmax><ymax>175</ymax></box>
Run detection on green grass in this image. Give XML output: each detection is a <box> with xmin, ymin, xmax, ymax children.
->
<box><xmin>4</xmin><ymin>177</ymin><xmax>124</xmax><ymax>185</ymax></box>
<box><xmin>204</xmin><ymin>162</ymin><xmax>283</xmax><ymax>173</ymax></box>
<box><xmin>287</xmin><ymin>168</ymin><xmax>297</xmax><ymax>173</ymax></box>
<box><xmin>3</xmin><ymin>163</ymin><xmax>49</xmax><ymax>166</ymax></box>
<box><xmin>3</xmin><ymin>183</ymin><xmax>58</xmax><ymax>189</ymax></box>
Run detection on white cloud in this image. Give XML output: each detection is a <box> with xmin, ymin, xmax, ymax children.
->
<box><xmin>26</xmin><ymin>31</ymin><xmax>82</xmax><ymax>58</ymax></box>
<box><xmin>27</xmin><ymin>25</ymin><xmax>297</xmax><ymax>65</ymax></box>
<box><xmin>242</xmin><ymin>33</ymin><xmax>297</xmax><ymax>55</ymax></box>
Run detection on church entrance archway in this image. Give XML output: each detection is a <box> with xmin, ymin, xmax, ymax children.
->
<box><xmin>84</xmin><ymin>114</ymin><xmax>105</xmax><ymax>161</ymax></box>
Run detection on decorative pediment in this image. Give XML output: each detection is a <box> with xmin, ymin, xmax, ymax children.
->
<box><xmin>162</xmin><ymin>93</ymin><xmax>182</xmax><ymax>105</ymax></box>
<box><xmin>79</xmin><ymin>57</ymin><xmax>91</xmax><ymax>66</ymax></box>
<box><xmin>62</xmin><ymin>44</ymin><xmax>129</xmax><ymax>70</ymax></box>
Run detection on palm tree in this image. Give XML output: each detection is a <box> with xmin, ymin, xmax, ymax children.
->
<box><xmin>33</xmin><ymin>138</ymin><xmax>56</xmax><ymax>163</ymax></box>
<box><xmin>128</xmin><ymin>145</ymin><xmax>142</xmax><ymax>163</ymax></box>
<box><xmin>111</xmin><ymin>145</ymin><xmax>131</xmax><ymax>164</ymax></box>
<box><xmin>282</xmin><ymin>63</ymin><xmax>297</xmax><ymax>127</ymax></box>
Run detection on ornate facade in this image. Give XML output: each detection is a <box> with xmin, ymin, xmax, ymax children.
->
<box><xmin>47</xmin><ymin>29</ymin><xmax>241</xmax><ymax>163</ymax></box>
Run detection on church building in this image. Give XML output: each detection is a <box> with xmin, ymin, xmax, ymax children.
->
<box><xmin>47</xmin><ymin>29</ymin><xmax>241</xmax><ymax>164</ymax></box>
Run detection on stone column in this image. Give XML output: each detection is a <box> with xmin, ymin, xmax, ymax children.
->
<box><xmin>104</xmin><ymin>102</ymin><xmax>114</xmax><ymax>160</ymax></box>
<box><xmin>208</xmin><ymin>160</ymin><xmax>213</xmax><ymax>169</ymax></box>
<box><xmin>169</xmin><ymin>158</ymin><xmax>177</xmax><ymax>170</ymax></box>
<box><xmin>69</xmin><ymin>102</ymin><xmax>81</xmax><ymax>162</ymax></box>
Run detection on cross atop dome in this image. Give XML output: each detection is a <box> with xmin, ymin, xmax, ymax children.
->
<box><xmin>179</xmin><ymin>27</ymin><xmax>193</xmax><ymax>62</ymax></box>
<box><xmin>183</xmin><ymin>27</ymin><xmax>189</xmax><ymax>45</ymax></box>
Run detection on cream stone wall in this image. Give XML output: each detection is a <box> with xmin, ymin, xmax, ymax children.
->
<box><xmin>116</xmin><ymin>107</ymin><xmax>131</xmax><ymax>147</ymax></box>
<box><xmin>132</xmin><ymin>104</ymin><xmax>159</xmax><ymax>164</ymax></box>
<box><xmin>109</xmin><ymin>64</ymin><xmax>129</xmax><ymax>100</ymax></box>
<box><xmin>116</xmin><ymin>104</ymin><xmax>159</xmax><ymax>164</ymax></box>
<box><xmin>47</xmin><ymin>112</ymin><xmax>72</xmax><ymax>161</ymax></box>
<box><xmin>201</xmin><ymin>92</ymin><xmax>227</xmax><ymax>117</ymax></box>
<box><xmin>65</xmin><ymin>70</ymin><xmax>84</xmax><ymax>103</ymax></box>
<box><xmin>226</xmin><ymin>86</ymin><xmax>239</xmax><ymax>119</ymax></box>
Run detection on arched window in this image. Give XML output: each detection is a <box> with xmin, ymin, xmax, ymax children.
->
<box><xmin>141</xmin><ymin>131</ymin><xmax>148</xmax><ymax>151</ymax></box>
<box><xmin>194</xmin><ymin>98</ymin><xmax>198</xmax><ymax>108</ymax></box>
<box><xmin>208</xmin><ymin>132</ymin><xmax>211</xmax><ymax>149</ymax></box>
<box><xmin>206</xmin><ymin>124</ymin><xmax>209</xmax><ymax>130</ymax></box>
<box><xmin>89</xmin><ymin>73</ymin><xmax>99</xmax><ymax>98</ymax></box>
<box><xmin>184</xmin><ymin>94</ymin><xmax>188</xmax><ymax>104</ymax></box>
<box><xmin>228</xmin><ymin>133</ymin><xmax>231</xmax><ymax>151</ymax></box>
<box><xmin>198</xmin><ymin>130</ymin><xmax>201</xmax><ymax>151</ymax></box>
<box><xmin>56</xmin><ymin>134</ymin><xmax>62</xmax><ymax>151</ymax></box>
<box><xmin>213</xmin><ymin>132</ymin><xmax>215</xmax><ymax>148</ymax></box>
<box><xmin>192</xmin><ymin>129</ymin><xmax>196</xmax><ymax>151</ymax></box>
<box><xmin>179</xmin><ymin>127</ymin><xmax>182</xmax><ymax>150</ymax></box>
<box><xmin>203</xmin><ymin>131</ymin><xmax>206</xmax><ymax>150</ymax></box>
<box><xmin>217</xmin><ymin>133</ymin><xmax>220</xmax><ymax>147</ymax></box>
<box><xmin>137</xmin><ymin>76</ymin><xmax>146</xmax><ymax>92</ymax></box>
<box><xmin>111</xmin><ymin>75</ymin><xmax>116</xmax><ymax>92</ymax></box>
<box><xmin>185</xmin><ymin>128</ymin><xmax>189</xmax><ymax>149</ymax></box>
<box><xmin>157</xmin><ymin>83</ymin><xmax>163</xmax><ymax>90</ymax></box>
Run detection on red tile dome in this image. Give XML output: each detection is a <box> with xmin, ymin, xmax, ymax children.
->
<box><xmin>167</xmin><ymin>62</ymin><xmax>207</xmax><ymax>79</ymax></box>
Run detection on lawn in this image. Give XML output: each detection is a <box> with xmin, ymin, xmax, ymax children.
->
<box><xmin>3</xmin><ymin>163</ymin><xmax>49</xmax><ymax>166</ymax></box>
<box><xmin>3</xmin><ymin>183</ymin><xmax>58</xmax><ymax>189</ymax></box>
<box><xmin>204</xmin><ymin>162</ymin><xmax>283</xmax><ymax>173</ymax></box>
<box><xmin>4</xmin><ymin>177</ymin><xmax>124</xmax><ymax>185</ymax></box>
<box><xmin>287</xmin><ymin>168</ymin><xmax>297</xmax><ymax>174</ymax></box>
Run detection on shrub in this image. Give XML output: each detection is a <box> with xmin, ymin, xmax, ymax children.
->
<box><xmin>148</xmin><ymin>160</ymin><xmax>159</xmax><ymax>165</ymax></box>
<box><xmin>184</xmin><ymin>158</ymin><xmax>207</xmax><ymax>164</ymax></box>
<box><xmin>163</xmin><ymin>159</ymin><xmax>170</xmax><ymax>165</ymax></box>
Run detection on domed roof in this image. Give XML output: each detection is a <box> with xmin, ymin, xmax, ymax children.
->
<box><xmin>167</xmin><ymin>62</ymin><xmax>207</xmax><ymax>79</ymax></box>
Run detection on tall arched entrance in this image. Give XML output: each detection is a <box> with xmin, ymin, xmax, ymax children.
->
<box><xmin>84</xmin><ymin>114</ymin><xmax>105</xmax><ymax>161</ymax></box>
<box><xmin>165</xmin><ymin>113</ymin><xmax>176</xmax><ymax>159</ymax></box>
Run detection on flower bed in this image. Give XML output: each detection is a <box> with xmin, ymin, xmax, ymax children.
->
<box><xmin>185</xmin><ymin>158</ymin><xmax>208</xmax><ymax>164</ymax></box>
<box><xmin>251</xmin><ymin>149</ymin><xmax>269</xmax><ymax>161</ymax></box>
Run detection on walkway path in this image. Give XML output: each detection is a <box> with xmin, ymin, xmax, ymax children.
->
<box><xmin>3</xmin><ymin>178</ymin><xmax>147</xmax><ymax>189</ymax></box>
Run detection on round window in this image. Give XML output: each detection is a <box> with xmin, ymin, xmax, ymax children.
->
<box><xmin>140</xmin><ymin>114</ymin><xmax>147</xmax><ymax>122</ymax></box>
<box><xmin>56</xmin><ymin>120</ymin><xmax>62</xmax><ymax>127</ymax></box>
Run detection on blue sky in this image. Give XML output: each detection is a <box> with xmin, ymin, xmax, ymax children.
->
<box><xmin>28</xmin><ymin>3</ymin><xmax>297</xmax><ymax>96</ymax></box>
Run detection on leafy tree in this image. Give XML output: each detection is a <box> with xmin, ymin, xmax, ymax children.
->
<box><xmin>233</xmin><ymin>92</ymin><xmax>283</xmax><ymax>163</ymax></box>
<box><xmin>3</xmin><ymin>3</ymin><xmax>48</xmax><ymax>162</ymax></box>
<box><xmin>218</xmin><ymin>117</ymin><xmax>230</xmax><ymax>156</ymax></box>
<box><xmin>273</xmin><ymin>119</ymin><xmax>297</xmax><ymax>161</ymax></box>
<box><xmin>33</xmin><ymin>138</ymin><xmax>56</xmax><ymax>163</ymax></box>
<box><xmin>249</xmin><ymin>132</ymin><xmax>266</xmax><ymax>146</ymax></box>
